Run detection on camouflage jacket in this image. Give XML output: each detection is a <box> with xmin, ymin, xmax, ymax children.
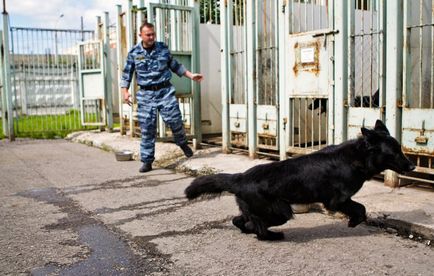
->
<box><xmin>120</xmin><ymin>41</ymin><xmax>186</xmax><ymax>88</ymax></box>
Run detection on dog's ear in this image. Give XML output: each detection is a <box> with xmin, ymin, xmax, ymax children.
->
<box><xmin>361</xmin><ymin>127</ymin><xmax>379</xmax><ymax>144</ymax></box>
<box><xmin>374</xmin><ymin>120</ymin><xmax>390</xmax><ymax>135</ymax></box>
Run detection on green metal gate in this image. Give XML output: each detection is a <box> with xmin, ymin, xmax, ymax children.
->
<box><xmin>400</xmin><ymin>0</ymin><xmax>434</xmax><ymax>185</ymax></box>
<box><xmin>1</xmin><ymin>20</ymin><xmax>95</xmax><ymax>138</ymax></box>
<box><xmin>346</xmin><ymin>0</ymin><xmax>386</xmax><ymax>139</ymax></box>
<box><xmin>78</xmin><ymin>41</ymin><xmax>107</xmax><ymax>126</ymax></box>
<box><xmin>117</xmin><ymin>0</ymin><xmax>201</xmax><ymax>147</ymax></box>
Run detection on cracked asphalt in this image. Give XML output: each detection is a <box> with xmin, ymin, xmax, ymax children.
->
<box><xmin>1</xmin><ymin>139</ymin><xmax>434</xmax><ymax>275</ymax></box>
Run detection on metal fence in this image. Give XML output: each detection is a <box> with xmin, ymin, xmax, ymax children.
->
<box><xmin>6</xmin><ymin>27</ymin><xmax>95</xmax><ymax>137</ymax></box>
<box><xmin>400</xmin><ymin>0</ymin><xmax>434</xmax><ymax>185</ymax></box>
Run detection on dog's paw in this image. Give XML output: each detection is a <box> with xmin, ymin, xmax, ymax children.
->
<box><xmin>348</xmin><ymin>215</ymin><xmax>367</xmax><ymax>228</ymax></box>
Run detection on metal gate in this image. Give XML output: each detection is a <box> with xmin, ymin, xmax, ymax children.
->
<box><xmin>256</xmin><ymin>0</ymin><xmax>279</xmax><ymax>153</ymax></box>
<box><xmin>221</xmin><ymin>0</ymin><xmax>248</xmax><ymax>150</ymax></box>
<box><xmin>284</xmin><ymin>0</ymin><xmax>333</xmax><ymax>155</ymax></box>
<box><xmin>221</xmin><ymin>0</ymin><xmax>281</xmax><ymax>157</ymax></box>
<box><xmin>347</xmin><ymin>0</ymin><xmax>385</xmax><ymax>139</ymax></box>
<box><xmin>401</xmin><ymin>0</ymin><xmax>434</xmax><ymax>184</ymax></box>
<box><xmin>117</xmin><ymin>0</ymin><xmax>201</xmax><ymax>146</ymax></box>
<box><xmin>148</xmin><ymin>2</ymin><xmax>201</xmax><ymax>143</ymax></box>
<box><xmin>6</xmin><ymin>26</ymin><xmax>94</xmax><ymax>138</ymax></box>
<box><xmin>78</xmin><ymin>41</ymin><xmax>106</xmax><ymax>126</ymax></box>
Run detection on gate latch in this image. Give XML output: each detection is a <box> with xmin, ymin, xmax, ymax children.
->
<box><xmin>415</xmin><ymin>120</ymin><xmax>428</xmax><ymax>145</ymax></box>
<box><xmin>312</xmin><ymin>29</ymin><xmax>339</xmax><ymax>48</ymax></box>
<box><xmin>262</xmin><ymin>113</ymin><xmax>269</xmax><ymax>130</ymax></box>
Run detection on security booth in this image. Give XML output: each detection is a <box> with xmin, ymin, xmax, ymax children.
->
<box><xmin>116</xmin><ymin>0</ymin><xmax>202</xmax><ymax>148</ymax></box>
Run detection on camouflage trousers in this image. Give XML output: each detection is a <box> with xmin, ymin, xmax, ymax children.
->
<box><xmin>137</xmin><ymin>86</ymin><xmax>187</xmax><ymax>163</ymax></box>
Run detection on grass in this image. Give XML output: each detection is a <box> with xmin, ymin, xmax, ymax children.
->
<box><xmin>0</xmin><ymin>109</ymin><xmax>100</xmax><ymax>139</ymax></box>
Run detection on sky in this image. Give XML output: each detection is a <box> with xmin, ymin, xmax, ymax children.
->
<box><xmin>4</xmin><ymin>0</ymin><xmax>126</xmax><ymax>31</ymax></box>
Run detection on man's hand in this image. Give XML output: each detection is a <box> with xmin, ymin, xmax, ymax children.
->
<box><xmin>122</xmin><ymin>88</ymin><xmax>132</xmax><ymax>106</ymax></box>
<box><xmin>191</xmin><ymin>73</ymin><xmax>204</xmax><ymax>82</ymax></box>
<box><xmin>185</xmin><ymin>71</ymin><xmax>204</xmax><ymax>83</ymax></box>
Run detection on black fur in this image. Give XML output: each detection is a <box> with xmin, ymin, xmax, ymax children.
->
<box><xmin>308</xmin><ymin>89</ymin><xmax>379</xmax><ymax>114</ymax></box>
<box><xmin>185</xmin><ymin>120</ymin><xmax>415</xmax><ymax>241</ymax></box>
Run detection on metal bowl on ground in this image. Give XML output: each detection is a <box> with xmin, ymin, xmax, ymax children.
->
<box><xmin>115</xmin><ymin>150</ymin><xmax>133</xmax><ymax>161</ymax></box>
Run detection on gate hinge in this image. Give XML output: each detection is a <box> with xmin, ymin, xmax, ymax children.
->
<box><xmin>396</xmin><ymin>99</ymin><xmax>405</xmax><ymax>108</ymax></box>
<box><xmin>343</xmin><ymin>99</ymin><xmax>349</xmax><ymax>108</ymax></box>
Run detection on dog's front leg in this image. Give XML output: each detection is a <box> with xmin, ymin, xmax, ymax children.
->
<box><xmin>336</xmin><ymin>199</ymin><xmax>367</xmax><ymax>227</ymax></box>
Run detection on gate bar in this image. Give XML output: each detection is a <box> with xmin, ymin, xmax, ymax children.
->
<box><xmin>247</xmin><ymin>0</ymin><xmax>257</xmax><ymax>158</ymax></box>
<box><xmin>384</xmin><ymin>0</ymin><xmax>403</xmax><ymax>187</ymax></box>
<box><xmin>333</xmin><ymin>0</ymin><xmax>348</xmax><ymax>144</ymax></box>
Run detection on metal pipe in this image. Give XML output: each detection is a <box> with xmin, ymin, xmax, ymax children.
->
<box><xmin>398</xmin><ymin>174</ymin><xmax>434</xmax><ymax>185</ymax></box>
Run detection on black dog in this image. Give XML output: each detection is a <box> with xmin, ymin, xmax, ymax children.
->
<box><xmin>185</xmin><ymin>120</ymin><xmax>415</xmax><ymax>241</ymax></box>
<box><xmin>308</xmin><ymin>89</ymin><xmax>380</xmax><ymax>114</ymax></box>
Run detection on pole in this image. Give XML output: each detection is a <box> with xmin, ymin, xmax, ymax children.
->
<box><xmin>104</xmin><ymin>11</ymin><xmax>113</xmax><ymax>131</ymax></box>
<box><xmin>2</xmin><ymin>8</ymin><xmax>15</xmax><ymax>140</ymax></box>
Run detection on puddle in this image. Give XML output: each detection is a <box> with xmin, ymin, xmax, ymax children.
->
<box><xmin>18</xmin><ymin>187</ymin><xmax>169</xmax><ymax>275</ymax></box>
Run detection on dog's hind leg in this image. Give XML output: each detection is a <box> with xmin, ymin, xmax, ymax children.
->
<box><xmin>250</xmin><ymin>216</ymin><xmax>285</xmax><ymax>241</ymax></box>
<box><xmin>337</xmin><ymin>199</ymin><xmax>367</xmax><ymax>227</ymax></box>
<box><xmin>233</xmin><ymin>198</ymin><xmax>254</xmax><ymax>234</ymax></box>
<box><xmin>232</xmin><ymin>215</ymin><xmax>254</xmax><ymax>234</ymax></box>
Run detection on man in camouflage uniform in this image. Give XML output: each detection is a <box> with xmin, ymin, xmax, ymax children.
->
<box><xmin>121</xmin><ymin>22</ymin><xmax>203</xmax><ymax>173</ymax></box>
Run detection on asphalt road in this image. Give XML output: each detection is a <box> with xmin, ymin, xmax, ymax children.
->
<box><xmin>1</xmin><ymin>139</ymin><xmax>433</xmax><ymax>275</ymax></box>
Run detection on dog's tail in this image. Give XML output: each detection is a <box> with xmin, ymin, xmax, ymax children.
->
<box><xmin>185</xmin><ymin>173</ymin><xmax>240</xmax><ymax>200</ymax></box>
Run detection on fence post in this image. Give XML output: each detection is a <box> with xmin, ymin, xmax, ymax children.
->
<box><xmin>116</xmin><ymin>4</ymin><xmax>126</xmax><ymax>135</ymax></box>
<box><xmin>384</xmin><ymin>0</ymin><xmax>403</xmax><ymax>187</ymax></box>
<box><xmin>2</xmin><ymin>10</ymin><xmax>14</xmax><ymax>140</ymax></box>
<box><xmin>127</xmin><ymin>0</ymin><xmax>135</xmax><ymax>137</ymax></box>
<box><xmin>220</xmin><ymin>0</ymin><xmax>231</xmax><ymax>154</ymax></box>
<box><xmin>278</xmin><ymin>0</ymin><xmax>289</xmax><ymax>161</ymax></box>
<box><xmin>247</xmin><ymin>0</ymin><xmax>257</xmax><ymax>159</ymax></box>
<box><xmin>333</xmin><ymin>0</ymin><xmax>348</xmax><ymax>145</ymax></box>
<box><xmin>103</xmin><ymin>11</ymin><xmax>113</xmax><ymax>131</ymax></box>
<box><xmin>192</xmin><ymin>0</ymin><xmax>202</xmax><ymax>149</ymax></box>
<box><xmin>0</xmin><ymin>30</ymin><xmax>7</xmax><ymax>136</ymax></box>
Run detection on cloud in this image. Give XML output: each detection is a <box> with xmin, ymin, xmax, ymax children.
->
<box><xmin>6</xmin><ymin>0</ymin><xmax>126</xmax><ymax>30</ymax></box>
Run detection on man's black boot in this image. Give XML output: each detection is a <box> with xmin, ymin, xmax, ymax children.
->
<box><xmin>139</xmin><ymin>162</ymin><xmax>152</xmax><ymax>173</ymax></box>
<box><xmin>180</xmin><ymin>144</ymin><xmax>193</xmax><ymax>158</ymax></box>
